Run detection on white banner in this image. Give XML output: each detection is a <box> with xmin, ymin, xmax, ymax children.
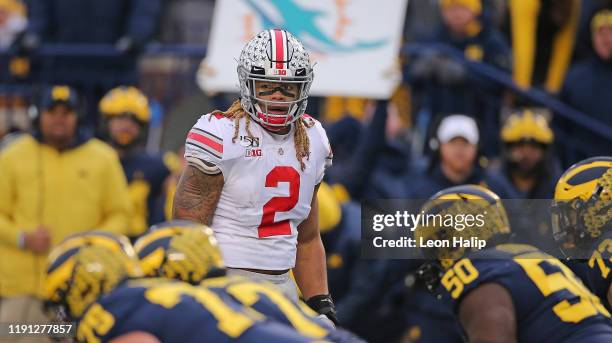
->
<box><xmin>200</xmin><ymin>0</ymin><xmax>408</xmax><ymax>99</ymax></box>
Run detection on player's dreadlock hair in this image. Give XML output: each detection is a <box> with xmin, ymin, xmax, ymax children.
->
<box><xmin>211</xmin><ymin>100</ymin><xmax>310</xmax><ymax>171</ymax></box>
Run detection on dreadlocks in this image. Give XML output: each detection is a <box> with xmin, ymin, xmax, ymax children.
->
<box><xmin>211</xmin><ymin>100</ymin><xmax>310</xmax><ymax>171</ymax></box>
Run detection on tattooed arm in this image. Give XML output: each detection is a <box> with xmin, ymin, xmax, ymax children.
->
<box><xmin>172</xmin><ymin>165</ymin><xmax>224</xmax><ymax>225</ymax></box>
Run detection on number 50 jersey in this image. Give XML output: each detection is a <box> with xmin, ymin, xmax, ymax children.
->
<box><xmin>441</xmin><ymin>244</ymin><xmax>612</xmax><ymax>343</ymax></box>
<box><xmin>184</xmin><ymin>113</ymin><xmax>332</xmax><ymax>270</ymax></box>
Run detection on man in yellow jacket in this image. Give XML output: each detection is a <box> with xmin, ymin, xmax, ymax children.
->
<box><xmin>0</xmin><ymin>85</ymin><xmax>131</xmax><ymax>336</ymax></box>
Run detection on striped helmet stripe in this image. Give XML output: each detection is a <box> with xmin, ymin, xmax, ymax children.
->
<box><xmin>271</xmin><ymin>29</ymin><xmax>286</xmax><ymax>69</ymax></box>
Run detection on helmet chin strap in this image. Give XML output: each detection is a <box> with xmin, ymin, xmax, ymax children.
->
<box><xmin>252</xmin><ymin>101</ymin><xmax>299</xmax><ymax>132</ymax></box>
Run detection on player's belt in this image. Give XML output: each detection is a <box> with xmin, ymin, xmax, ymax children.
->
<box><xmin>229</xmin><ymin>267</ymin><xmax>290</xmax><ymax>275</ymax></box>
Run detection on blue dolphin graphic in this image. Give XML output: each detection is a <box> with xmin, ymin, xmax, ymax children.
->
<box><xmin>243</xmin><ymin>0</ymin><xmax>387</xmax><ymax>53</ymax></box>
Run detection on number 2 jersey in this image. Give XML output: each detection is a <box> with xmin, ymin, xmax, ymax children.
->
<box><xmin>565</xmin><ymin>231</ymin><xmax>612</xmax><ymax>312</ymax></box>
<box><xmin>76</xmin><ymin>278</ymin><xmax>327</xmax><ymax>343</ymax></box>
<box><xmin>184</xmin><ymin>113</ymin><xmax>332</xmax><ymax>270</ymax></box>
<box><xmin>441</xmin><ymin>244</ymin><xmax>612</xmax><ymax>343</ymax></box>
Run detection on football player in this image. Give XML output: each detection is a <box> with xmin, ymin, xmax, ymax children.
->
<box><xmin>554</xmin><ymin>157</ymin><xmax>612</xmax><ymax>310</ymax></box>
<box><xmin>134</xmin><ymin>220</ymin><xmax>364</xmax><ymax>342</ymax></box>
<box><xmin>173</xmin><ymin>29</ymin><xmax>335</xmax><ymax>322</ymax></box>
<box><xmin>415</xmin><ymin>185</ymin><xmax>612</xmax><ymax>343</ymax></box>
<box><xmin>99</xmin><ymin>86</ymin><xmax>171</xmax><ymax>239</ymax></box>
<box><xmin>43</xmin><ymin>231</ymin><xmax>331</xmax><ymax>343</ymax></box>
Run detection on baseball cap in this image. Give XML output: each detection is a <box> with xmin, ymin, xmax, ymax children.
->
<box><xmin>437</xmin><ymin>114</ymin><xmax>479</xmax><ymax>145</ymax></box>
<box><xmin>40</xmin><ymin>85</ymin><xmax>79</xmax><ymax>110</ymax></box>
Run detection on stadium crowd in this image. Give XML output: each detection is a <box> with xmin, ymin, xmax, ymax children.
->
<box><xmin>0</xmin><ymin>0</ymin><xmax>611</xmax><ymax>342</ymax></box>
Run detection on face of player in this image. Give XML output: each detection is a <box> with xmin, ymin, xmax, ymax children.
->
<box><xmin>509</xmin><ymin>142</ymin><xmax>545</xmax><ymax>174</ymax></box>
<box><xmin>254</xmin><ymin>80</ymin><xmax>299</xmax><ymax>116</ymax></box>
<box><xmin>440</xmin><ymin>137</ymin><xmax>477</xmax><ymax>174</ymax></box>
<box><xmin>40</xmin><ymin>103</ymin><xmax>78</xmax><ymax>148</ymax></box>
<box><xmin>108</xmin><ymin>115</ymin><xmax>141</xmax><ymax>147</ymax></box>
<box><xmin>441</xmin><ymin>5</ymin><xmax>477</xmax><ymax>35</ymax></box>
<box><xmin>593</xmin><ymin>26</ymin><xmax>612</xmax><ymax>61</ymax></box>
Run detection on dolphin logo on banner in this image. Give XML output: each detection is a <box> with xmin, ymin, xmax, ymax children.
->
<box><xmin>243</xmin><ymin>0</ymin><xmax>387</xmax><ymax>53</ymax></box>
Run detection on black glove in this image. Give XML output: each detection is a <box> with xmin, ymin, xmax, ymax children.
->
<box><xmin>409</xmin><ymin>51</ymin><xmax>443</xmax><ymax>81</ymax></box>
<box><xmin>306</xmin><ymin>294</ymin><xmax>338</xmax><ymax>326</ymax></box>
<box><xmin>434</xmin><ymin>56</ymin><xmax>467</xmax><ymax>85</ymax></box>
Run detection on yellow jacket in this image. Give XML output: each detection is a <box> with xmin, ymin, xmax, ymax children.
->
<box><xmin>0</xmin><ymin>135</ymin><xmax>132</xmax><ymax>297</ymax></box>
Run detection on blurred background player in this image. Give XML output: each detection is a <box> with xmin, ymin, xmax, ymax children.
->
<box><xmin>172</xmin><ymin>29</ymin><xmax>336</xmax><ymax>324</ymax></box>
<box><xmin>0</xmin><ymin>85</ymin><xmax>130</xmax><ymax>335</ymax></box>
<box><xmin>134</xmin><ymin>220</ymin><xmax>365</xmax><ymax>341</ymax></box>
<box><xmin>100</xmin><ymin>86</ymin><xmax>171</xmax><ymax>240</ymax></box>
<box><xmin>44</xmin><ymin>231</ymin><xmax>330</xmax><ymax>343</ymax></box>
<box><xmin>416</xmin><ymin>184</ymin><xmax>612</xmax><ymax>343</ymax></box>
<box><xmin>554</xmin><ymin>157</ymin><xmax>612</xmax><ymax>310</ymax></box>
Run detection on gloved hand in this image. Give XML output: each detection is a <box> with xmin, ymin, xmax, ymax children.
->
<box><xmin>306</xmin><ymin>294</ymin><xmax>339</xmax><ymax>327</ymax></box>
<box><xmin>434</xmin><ymin>56</ymin><xmax>467</xmax><ymax>85</ymax></box>
<box><xmin>409</xmin><ymin>51</ymin><xmax>443</xmax><ymax>82</ymax></box>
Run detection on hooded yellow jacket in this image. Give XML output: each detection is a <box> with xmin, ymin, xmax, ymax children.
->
<box><xmin>0</xmin><ymin>135</ymin><xmax>131</xmax><ymax>297</ymax></box>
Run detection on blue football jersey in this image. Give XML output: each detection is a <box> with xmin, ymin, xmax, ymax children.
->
<box><xmin>566</xmin><ymin>231</ymin><xmax>612</xmax><ymax>312</ymax></box>
<box><xmin>440</xmin><ymin>244</ymin><xmax>612</xmax><ymax>343</ymax></box>
<box><xmin>201</xmin><ymin>275</ymin><xmax>365</xmax><ymax>343</ymax></box>
<box><xmin>76</xmin><ymin>278</ymin><xmax>324</xmax><ymax>343</ymax></box>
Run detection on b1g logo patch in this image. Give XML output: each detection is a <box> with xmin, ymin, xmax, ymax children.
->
<box><xmin>245</xmin><ymin>148</ymin><xmax>262</xmax><ymax>157</ymax></box>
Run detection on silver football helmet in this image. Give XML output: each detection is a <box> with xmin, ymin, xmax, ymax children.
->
<box><xmin>237</xmin><ymin>29</ymin><xmax>314</xmax><ymax>131</ymax></box>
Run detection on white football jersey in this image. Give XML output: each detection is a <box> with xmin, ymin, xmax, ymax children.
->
<box><xmin>184</xmin><ymin>113</ymin><xmax>332</xmax><ymax>270</ymax></box>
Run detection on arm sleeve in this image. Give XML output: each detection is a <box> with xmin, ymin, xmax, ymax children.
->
<box><xmin>98</xmin><ymin>152</ymin><xmax>132</xmax><ymax>235</ymax></box>
<box><xmin>509</xmin><ymin>0</ymin><xmax>541</xmax><ymax>88</ymax></box>
<box><xmin>184</xmin><ymin>114</ymin><xmax>227</xmax><ymax>176</ymax></box>
<box><xmin>125</xmin><ymin>0</ymin><xmax>162</xmax><ymax>43</ymax></box>
<box><xmin>0</xmin><ymin>151</ymin><xmax>20</xmax><ymax>247</ymax></box>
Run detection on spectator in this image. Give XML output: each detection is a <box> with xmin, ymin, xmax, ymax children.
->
<box><xmin>559</xmin><ymin>8</ymin><xmax>612</xmax><ymax>162</ymax></box>
<box><xmin>0</xmin><ymin>0</ymin><xmax>25</xmax><ymax>49</ymax></box>
<box><xmin>505</xmin><ymin>0</ymin><xmax>580</xmax><ymax>93</ymax></box>
<box><xmin>573</xmin><ymin>0</ymin><xmax>612</xmax><ymax>61</ymax></box>
<box><xmin>499</xmin><ymin>109</ymin><xmax>562</xmax><ymax>253</ymax></box>
<box><xmin>410</xmin><ymin>114</ymin><xmax>517</xmax><ymax>199</ymax></box>
<box><xmin>19</xmin><ymin>0</ymin><xmax>162</xmax><ymax>129</ymax></box>
<box><xmin>327</xmin><ymin>99</ymin><xmax>413</xmax><ymax>200</ymax></box>
<box><xmin>99</xmin><ymin>86</ymin><xmax>170</xmax><ymax>240</ymax></box>
<box><xmin>499</xmin><ymin>108</ymin><xmax>561</xmax><ymax>198</ymax></box>
<box><xmin>407</xmin><ymin>0</ymin><xmax>510</xmax><ymax>152</ymax></box>
<box><xmin>0</xmin><ymin>85</ymin><xmax>131</xmax><ymax>327</ymax></box>
<box><xmin>0</xmin><ymin>0</ymin><xmax>28</xmax><ymax>83</ymax></box>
